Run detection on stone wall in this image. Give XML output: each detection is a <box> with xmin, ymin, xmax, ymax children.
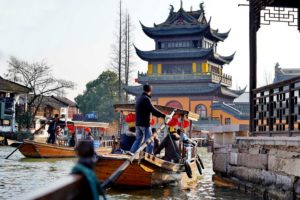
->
<box><xmin>213</xmin><ymin>137</ymin><xmax>300</xmax><ymax>199</ymax></box>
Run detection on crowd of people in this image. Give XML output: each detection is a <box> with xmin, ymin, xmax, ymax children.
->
<box><xmin>46</xmin><ymin>84</ymin><xmax>195</xmax><ymax>163</ymax></box>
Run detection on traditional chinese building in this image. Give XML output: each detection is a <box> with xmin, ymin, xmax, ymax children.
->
<box><xmin>273</xmin><ymin>62</ymin><xmax>300</xmax><ymax>83</ymax></box>
<box><xmin>125</xmin><ymin>2</ymin><xmax>249</xmax><ymax>129</ymax></box>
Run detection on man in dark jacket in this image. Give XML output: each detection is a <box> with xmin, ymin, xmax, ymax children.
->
<box><xmin>130</xmin><ymin>84</ymin><xmax>167</xmax><ymax>153</ymax></box>
<box><xmin>47</xmin><ymin>114</ymin><xmax>60</xmax><ymax>144</ymax></box>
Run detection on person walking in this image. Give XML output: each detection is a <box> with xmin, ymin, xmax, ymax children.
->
<box><xmin>130</xmin><ymin>84</ymin><xmax>168</xmax><ymax>154</ymax></box>
<box><xmin>47</xmin><ymin>114</ymin><xmax>60</xmax><ymax>144</ymax></box>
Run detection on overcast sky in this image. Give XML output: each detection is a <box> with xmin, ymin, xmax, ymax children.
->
<box><xmin>0</xmin><ymin>0</ymin><xmax>299</xmax><ymax>100</ymax></box>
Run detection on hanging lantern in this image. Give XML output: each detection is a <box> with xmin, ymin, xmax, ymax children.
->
<box><xmin>178</xmin><ymin>119</ymin><xmax>190</xmax><ymax>128</ymax></box>
<box><xmin>125</xmin><ymin>113</ymin><xmax>135</xmax><ymax>128</ymax></box>
<box><xmin>100</xmin><ymin>127</ymin><xmax>106</xmax><ymax>133</ymax></box>
<box><xmin>67</xmin><ymin>124</ymin><xmax>75</xmax><ymax>134</ymax></box>
<box><xmin>167</xmin><ymin>118</ymin><xmax>178</xmax><ymax>127</ymax></box>
<box><xmin>150</xmin><ymin>118</ymin><xmax>155</xmax><ymax>126</ymax></box>
<box><xmin>125</xmin><ymin>113</ymin><xmax>135</xmax><ymax>123</ymax></box>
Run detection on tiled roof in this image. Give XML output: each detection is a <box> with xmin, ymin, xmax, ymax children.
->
<box><xmin>135</xmin><ymin>47</ymin><xmax>234</xmax><ymax>64</ymax></box>
<box><xmin>211</xmin><ymin>102</ymin><xmax>249</xmax><ymax>120</ymax></box>
<box><xmin>0</xmin><ymin>77</ymin><xmax>31</xmax><ymax>94</ymax></box>
<box><xmin>143</xmin><ymin>6</ymin><xmax>229</xmax><ymax>41</ymax></box>
<box><xmin>124</xmin><ymin>84</ymin><xmax>244</xmax><ymax>98</ymax></box>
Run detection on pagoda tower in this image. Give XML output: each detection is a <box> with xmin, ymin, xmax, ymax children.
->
<box><xmin>125</xmin><ymin>2</ymin><xmax>248</xmax><ymax>126</ymax></box>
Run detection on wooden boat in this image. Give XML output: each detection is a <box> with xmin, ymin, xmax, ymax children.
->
<box><xmin>18</xmin><ymin>140</ymin><xmax>112</xmax><ymax>158</ymax></box>
<box><xmin>96</xmin><ymin>153</ymin><xmax>198</xmax><ymax>189</ymax></box>
<box><xmin>95</xmin><ymin>103</ymin><xmax>202</xmax><ymax>189</ymax></box>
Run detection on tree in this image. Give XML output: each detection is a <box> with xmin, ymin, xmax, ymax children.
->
<box><xmin>110</xmin><ymin>1</ymin><xmax>135</xmax><ymax>103</ymax></box>
<box><xmin>123</xmin><ymin>12</ymin><xmax>135</xmax><ymax>102</ymax></box>
<box><xmin>75</xmin><ymin>71</ymin><xmax>120</xmax><ymax>122</ymax></box>
<box><xmin>5</xmin><ymin>56</ymin><xmax>75</xmax><ymax>128</ymax></box>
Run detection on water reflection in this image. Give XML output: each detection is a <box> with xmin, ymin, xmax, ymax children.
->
<box><xmin>0</xmin><ymin>147</ymin><xmax>255</xmax><ymax>200</ymax></box>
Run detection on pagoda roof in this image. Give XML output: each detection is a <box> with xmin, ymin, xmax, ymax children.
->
<box><xmin>135</xmin><ymin>47</ymin><xmax>235</xmax><ymax>65</ymax></box>
<box><xmin>124</xmin><ymin>83</ymin><xmax>244</xmax><ymax>98</ymax></box>
<box><xmin>140</xmin><ymin>5</ymin><xmax>230</xmax><ymax>41</ymax></box>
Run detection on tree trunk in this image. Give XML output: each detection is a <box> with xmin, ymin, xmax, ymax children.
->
<box><xmin>118</xmin><ymin>0</ymin><xmax>122</xmax><ymax>102</ymax></box>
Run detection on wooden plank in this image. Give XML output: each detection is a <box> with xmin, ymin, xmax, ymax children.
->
<box><xmin>15</xmin><ymin>175</ymin><xmax>91</xmax><ymax>200</ymax></box>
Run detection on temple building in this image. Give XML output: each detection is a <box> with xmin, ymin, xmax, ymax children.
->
<box><xmin>125</xmin><ymin>2</ymin><xmax>249</xmax><ymax>130</ymax></box>
<box><xmin>273</xmin><ymin>62</ymin><xmax>300</xmax><ymax>83</ymax></box>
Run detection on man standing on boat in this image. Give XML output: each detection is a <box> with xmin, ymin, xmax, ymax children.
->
<box><xmin>47</xmin><ymin>114</ymin><xmax>61</xmax><ymax>144</ymax></box>
<box><xmin>130</xmin><ymin>84</ymin><xmax>168</xmax><ymax>154</ymax></box>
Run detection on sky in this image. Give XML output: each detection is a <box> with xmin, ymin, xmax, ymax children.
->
<box><xmin>0</xmin><ymin>0</ymin><xmax>299</xmax><ymax>100</ymax></box>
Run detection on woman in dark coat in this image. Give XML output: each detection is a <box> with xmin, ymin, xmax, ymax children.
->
<box><xmin>154</xmin><ymin>130</ymin><xmax>180</xmax><ymax>163</ymax></box>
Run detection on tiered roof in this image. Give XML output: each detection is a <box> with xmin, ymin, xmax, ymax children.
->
<box><xmin>136</xmin><ymin>4</ymin><xmax>234</xmax><ymax>64</ymax></box>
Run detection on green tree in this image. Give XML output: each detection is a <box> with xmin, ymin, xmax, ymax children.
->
<box><xmin>75</xmin><ymin>71</ymin><xmax>122</xmax><ymax>122</ymax></box>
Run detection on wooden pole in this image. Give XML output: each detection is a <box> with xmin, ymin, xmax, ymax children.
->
<box><xmin>249</xmin><ymin>0</ymin><xmax>258</xmax><ymax>134</ymax></box>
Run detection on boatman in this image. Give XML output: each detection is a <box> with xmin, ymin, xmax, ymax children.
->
<box><xmin>130</xmin><ymin>84</ymin><xmax>169</xmax><ymax>154</ymax></box>
<box><xmin>47</xmin><ymin>114</ymin><xmax>60</xmax><ymax>144</ymax></box>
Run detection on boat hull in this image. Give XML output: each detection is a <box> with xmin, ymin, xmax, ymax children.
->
<box><xmin>95</xmin><ymin>153</ymin><xmax>198</xmax><ymax>189</ymax></box>
<box><xmin>19</xmin><ymin>140</ymin><xmax>111</xmax><ymax>158</ymax></box>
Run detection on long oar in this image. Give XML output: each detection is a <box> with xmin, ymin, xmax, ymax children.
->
<box><xmin>5</xmin><ymin>122</ymin><xmax>48</xmax><ymax>159</ymax></box>
<box><xmin>101</xmin><ymin>109</ymin><xmax>176</xmax><ymax>189</ymax></box>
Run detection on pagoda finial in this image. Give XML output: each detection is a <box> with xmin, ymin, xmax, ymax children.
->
<box><xmin>180</xmin><ymin>0</ymin><xmax>183</xmax><ymax>9</ymax></box>
<box><xmin>200</xmin><ymin>1</ymin><xmax>204</xmax><ymax>11</ymax></box>
<box><xmin>190</xmin><ymin>6</ymin><xmax>193</xmax><ymax>11</ymax></box>
<box><xmin>169</xmin><ymin>4</ymin><xmax>174</xmax><ymax>13</ymax></box>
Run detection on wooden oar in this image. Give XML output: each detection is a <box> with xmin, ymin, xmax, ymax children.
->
<box><xmin>5</xmin><ymin>122</ymin><xmax>48</xmax><ymax>159</ymax></box>
<box><xmin>101</xmin><ymin>109</ymin><xmax>176</xmax><ymax>189</ymax></box>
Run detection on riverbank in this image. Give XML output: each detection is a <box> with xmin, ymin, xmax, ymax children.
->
<box><xmin>213</xmin><ymin>137</ymin><xmax>300</xmax><ymax>199</ymax></box>
<box><xmin>0</xmin><ymin>146</ymin><xmax>254</xmax><ymax>199</ymax></box>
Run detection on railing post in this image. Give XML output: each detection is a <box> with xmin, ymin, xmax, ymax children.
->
<box><xmin>288</xmin><ymin>82</ymin><xmax>293</xmax><ymax>137</ymax></box>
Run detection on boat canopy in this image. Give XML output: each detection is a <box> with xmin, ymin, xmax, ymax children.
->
<box><xmin>113</xmin><ymin>104</ymin><xmax>199</xmax><ymax>121</ymax></box>
<box><xmin>73</xmin><ymin>121</ymin><xmax>109</xmax><ymax>128</ymax></box>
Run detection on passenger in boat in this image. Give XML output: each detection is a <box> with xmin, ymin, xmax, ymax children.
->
<box><xmin>177</xmin><ymin>129</ymin><xmax>197</xmax><ymax>147</ymax></box>
<box><xmin>85</xmin><ymin>127</ymin><xmax>94</xmax><ymax>141</ymax></box>
<box><xmin>154</xmin><ymin>129</ymin><xmax>181</xmax><ymax>163</ymax></box>
<box><xmin>151</xmin><ymin>128</ymin><xmax>160</xmax><ymax>153</ymax></box>
<box><xmin>130</xmin><ymin>84</ymin><xmax>168</xmax><ymax>154</ymax></box>
<box><xmin>120</xmin><ymin>127</ymin><xmax>136</xmax><ymax>151</ymax></box>
<box><xmin>47</xmin><ymin>114</ymin><xmax>61</xmax><ymax>144</ymax></box>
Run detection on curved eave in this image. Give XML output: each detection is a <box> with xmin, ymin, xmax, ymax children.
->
<box><xmin>220</xmin><ymin>86</ymin><xmax>245</xmax><ymax>98</ymax></box>
<box><xmin>211</xmin><ymin>52</ymin><xmax>235</xmax><ymax>65</ymax></box>
<box><xmin>203</xmin><ymin>26</ymin><xmax>231</xmax><ymax>42</ymax></box>
<box><xmin>140</xmin><ymin>22</ymin><xmax>209</xmax><ymax>39</ymax></box>
<box><xmin>135</xmin><ymin>46</ymin><xmax>213</xmax><ymax>61</ymax></box>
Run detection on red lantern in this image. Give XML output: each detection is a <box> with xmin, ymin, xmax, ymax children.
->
<box><xmin>100</xmin><ymin>127</ymin><xmax>106</xmax><ymax>132</ymax></box>
<box><xmin>125</xmin><ymin>113</ymin><xmax>135</xmax><ymax>123</ymax></box>
<box><xmin>178</xmin><ymin>119</ymin><xmax>190</xmax><ymax>128</ymax></box>
<box><xmin>150</xmin><ymin>118</ymin><xmax>155</xmax><ymax>126</ymax></box>
<box><xmin>67</xmin><ymin>124</ymin><xmax>75</xmax><ymax>134</ymax></box>
<box><xmin>167</xmin><ymin>118</ymin><xmax>178</xmax><ymax>127</ymax></box>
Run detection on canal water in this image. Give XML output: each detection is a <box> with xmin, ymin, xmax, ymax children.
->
<box><xmin>0</xmin><ymin>147</ymin><xmax>254</xmax><ymax>200</ymax></box>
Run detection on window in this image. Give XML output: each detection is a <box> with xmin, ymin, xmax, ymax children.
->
<box><xmin>195</xmin><ymin>104</ymin><xmax>207</xmax><ymax>119</ymax></box>
<box><xmin>160</xmin><ymin>41</ymin><xmax>191</xmax><ymax>49</ymax></box>
<box><xmin>202</xmin><ymin>38</ymin><xmax>213</xmax><ymax>49</ymax></box>
<box><xmin>225</xmin><ymin>118</ymin><xmax>231</xmax><ymax>125</ymax></box>
<box><xmin>162</xmin><ymin>64</ymin><xmax>192</xmax><ymax>74</ymax></box>
<box><xmin>166</xmin><ymin>101</ymin><xmax>183</xmax><ymax>109</ymax></box>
